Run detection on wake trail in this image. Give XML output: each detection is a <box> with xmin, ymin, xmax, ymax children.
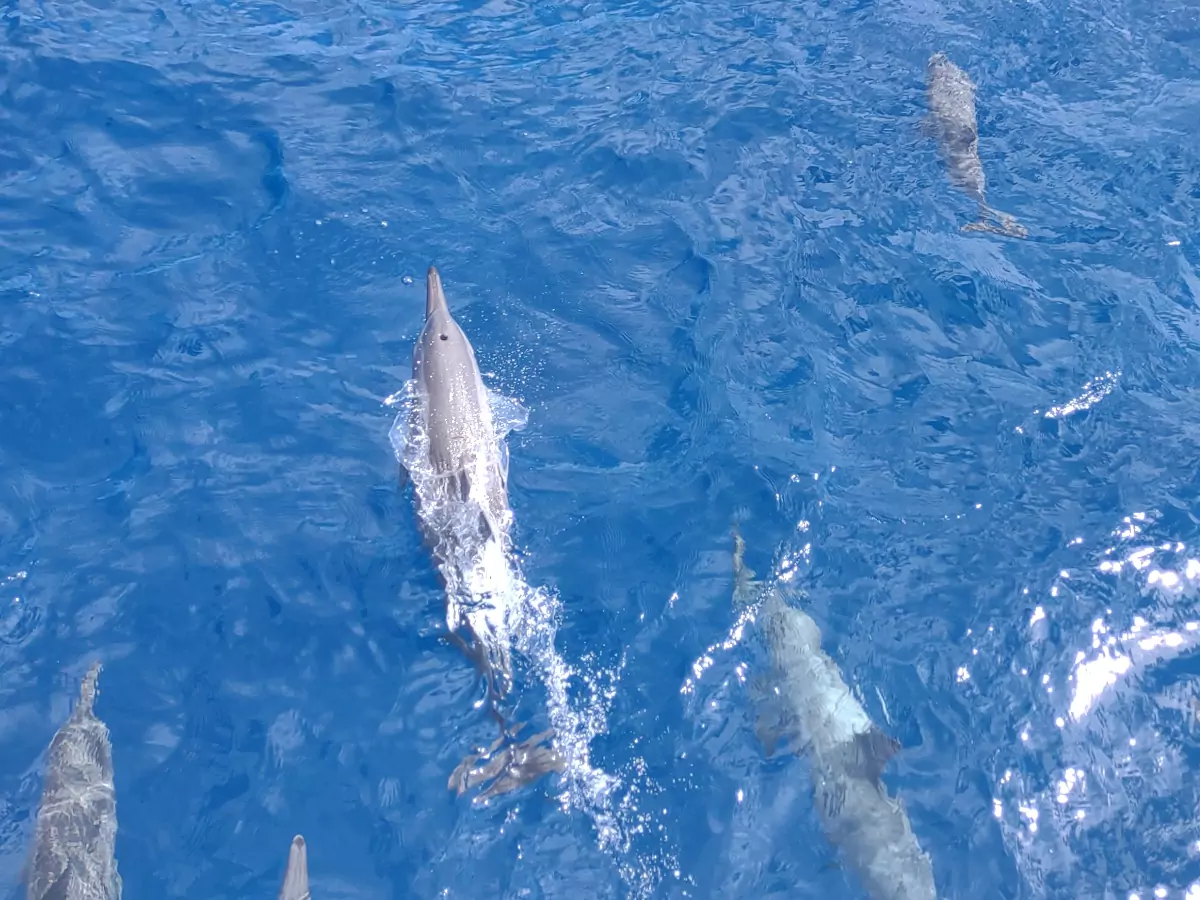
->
<box><xmin>386</xmin><ymin>381</ymin><xmax>677</xmax><ymax>897</ymax></box>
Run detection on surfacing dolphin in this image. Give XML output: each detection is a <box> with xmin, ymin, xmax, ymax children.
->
<box><xmin>925</xmin><ymin>51</ymin><xmax>1027</xmax><ymax>239</ymax></box>
<box><xmin>732</xmin><ymin>529</ymin><xmax>937</xmax><ymax>900</ymax></box>
<box><xmin>277</xmin><ymin>835</ymin><xmax>310</xmax><ymax>900</ymax></box>
<box><xmin>26</xmin><ymin>661</ymin><xmax>121</xmax><ymax>900</ymax></box>
<box><xmin>397</xmin><ymin>265</ymin><xmax>563</xmax><ymax>801</ymax></box>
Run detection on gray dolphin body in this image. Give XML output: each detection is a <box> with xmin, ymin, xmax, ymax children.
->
<box><xmin>732</xmin><ymin>531</ymin><xmax>937</xmax><ymax>900</ymax></box>
<box><xmin>26</xmin><ymin>662</ymin><xmax>121</xmax><ymax>900</ymax></box>
<box><xmin>925</xmin><ymin>51</ymin><xmax>1027</xmax><ymax>238</ymax></box>
<box><xmin>277</xmin><ymin>835</ymin><xmax>310</xmax><ymax>900</ymax></box>
<box><xmin>399</xmin><ymin>266</ymin><xmax>562</xmax><ymax>801</ymax></box>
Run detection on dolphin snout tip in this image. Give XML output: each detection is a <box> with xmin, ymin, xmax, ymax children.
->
<box><xmin>425</xmin><ymin>266</ymin><xmax>448</xmax><ymax>318</ymax></box>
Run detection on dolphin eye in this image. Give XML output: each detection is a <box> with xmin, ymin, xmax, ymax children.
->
<box><xmin>440</xmin><ymin>334</ymin><xmax>448</xmax><ymax>341</ymax></box>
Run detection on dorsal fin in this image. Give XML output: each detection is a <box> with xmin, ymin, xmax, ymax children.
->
<box><xmin>277</xmin><ymin>835</ymin><xmax>310</xmax><ymax>900</ymax></box>
<box><xmin>843</xmin><ymin>726</ymin><xmax>901</xmax><ymax>786</ymax></box>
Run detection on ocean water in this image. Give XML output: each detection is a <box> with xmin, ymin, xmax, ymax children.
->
<box><xmin>3</xmin><ymin>0</ymin><xmax>1200</xmax><ymax>897</ymax></box>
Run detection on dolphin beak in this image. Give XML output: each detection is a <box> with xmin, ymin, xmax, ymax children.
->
<box><xmin>426</xmin><ymin>266</ymin><xmax>449</xmax><ymax>319</ymax></box>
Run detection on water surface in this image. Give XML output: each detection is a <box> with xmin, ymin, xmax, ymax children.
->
<box><xmin>2</xmin><ymin>0</ymin><xmax>1200</xmax><ymax>897</ymax></box>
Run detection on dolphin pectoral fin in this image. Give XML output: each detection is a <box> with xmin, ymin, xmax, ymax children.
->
<box><xmin>397</xmin><ymin>463</ymin><xmax>409</xmax><ymax>492</ymax></box>
<box><xmin>497</xmin><ymin>440</ymin><xmax>511</xmax><ymax>488</ymax></box>
<box><xmin>278</xmin><ymin>835</ymin><xmax>311</xmax><ymax>900</ymax></box>
<box><xmin>444</xmin><ymin>628</ymin><xmax>490</xmax><ymax>683</ymax></box>
<box><xmin>755</xmin><ymin>712</ymin><xmax>783</xmax><ymax>758</ymax></box>
<box><xmin>449</xmin><ymin>725</ymin><xmax>565</xmax><ymax>803</ymax></box>
<box><xmin>750</xmin><ymin>678</ymin><xmax>801</xmax><ymax>758</ymax></box>
<box><xmin>477</xmin><ymin>510</ymin><xmax>497</xmax><ymax>543</ymax></box>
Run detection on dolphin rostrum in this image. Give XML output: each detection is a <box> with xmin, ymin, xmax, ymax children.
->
<box><xmin>396</xmin><ymin>266</ymin><xmax>563</xmax><ymax>801</ymax></box>
<box><xmin>277</xmin><ymin>835</ymin><xmax>310</xmax><ymax>900</ymax></box>
<box><xmin>925</xmin><ymin>51</ymin><xmax>1027</xmax><ymax>239</ymax></box>
<box><xmin>732</xmin><ymin>529</ymin><xmax>937</xmax><ymax>900</ymax></box>
<box><xmin>26</xmin><ymin>661</ymin><xmax>121</xmax><ymax>900</ymax></box>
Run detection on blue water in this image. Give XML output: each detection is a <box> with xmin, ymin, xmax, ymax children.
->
<box><xmin>3</xmin><ymin>0</ymin><xmax>1200</xmax><ymax>896</ymax></box>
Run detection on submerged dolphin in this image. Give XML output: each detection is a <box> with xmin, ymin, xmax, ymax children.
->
<box><xmin>398</xmin><ymin>266</ymin><xmax>562</xmax><ymax>801</ymax></box>
<box><xmin>26</xmin><ymin>661</ymin><xmax>121</xmax><ymax>900</ymax></box>
<box><xmin>732</xmin><ymin>529</ymin><xmax>937</xmax><ymax>900</ymax></box>
<box><xmin>277</xmin><ymin>835</ymin><xmax>310</xmax><ymax>900</ymax></box>
<box><xmin>925</xmin><ymin>51</ymin><xmax>1027</xmax><ymax>238</ymax></box>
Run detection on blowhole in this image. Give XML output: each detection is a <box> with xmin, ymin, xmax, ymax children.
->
<box><xmin>440</xmin><ymin>334</ymin><xmax>448</xmax><ymax>341</ymax></box>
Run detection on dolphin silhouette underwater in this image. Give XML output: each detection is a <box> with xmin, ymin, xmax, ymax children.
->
<box><xmin>25</xmin><ymin>661</ymin><xmax>121</xmax><ymax>900</ymax></box>
<box><xmin>925</xmin><ymin>51</ymin><xmax>1027</xmax><ymax>239</ymax></box>
<box><xmin>732</xmin><ymin>528</ymin><xmax>938</xmax><ymax>900</ymax></box>
<box><xmin>393</xmin><ymin>266</ymin><xmax>563</xmax><ymax>801</ymax></box>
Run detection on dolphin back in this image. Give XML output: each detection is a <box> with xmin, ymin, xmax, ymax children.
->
<box><xmin>411</xmin><ymin>268</ymin><xmax>499</xmax><ymax>478</ymax></box>
<box><xmin>730</xmin><ymin>530</ymin><xmax>937</xmax><ymax>900</ymax></box>
<box><xmin>26</xmin><ymin>662</ymin><xmax>121</xmax><ymax>900</ymax></box>
<box><xmin>926</xmin><ymin>51</ymin><xmax>1027</xmax><ymax>239</ymax></box>
<box><xmin>277</xmin><ymin>835</ymin><xmax>311</xmax><ymax>900</ymax></box>
<box><xmin>925</xmin><ymin>53</ymin><xmax>983</xmax><ymax>199</ymax></box>
<box><xmin>400</xmin><ymin>268</ymin><xmax>565</xmax><ymax>802</ymax></box>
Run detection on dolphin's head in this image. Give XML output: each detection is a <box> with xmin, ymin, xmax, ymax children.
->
<box><xmin>411</xmin><ymin>267</ymin><xmax>493</xmax><ymax>476</ymax></box>
<box><xmin>414</xmin><ymin>266</ymin><xmax>474</xmax><ymax>380</ymax></box>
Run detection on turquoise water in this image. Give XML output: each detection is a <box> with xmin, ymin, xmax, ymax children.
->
<box><xmin>3</xmin><ymin>0</ymin><xmax>1200</xmax><ymax>897</ymax></box>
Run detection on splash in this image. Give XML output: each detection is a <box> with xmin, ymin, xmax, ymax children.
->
<box><xmin>385</xmin><ymin>381</ymin><xmax>676</xmax><ymax>896</ymax></box>
<box><xmin>978</xmin><ymin>507</ymin><xmax>1200</xmax><ymax>899</ymax></box>
<box><xmin>681</xmin><ymin>528</ymin><xmax>813</xmax><ymax>698</ymax></box>
<box><xmin>1040</xmin><ymin>370</ymin><xmax>1120</xmax><ymax>420</ymax></box>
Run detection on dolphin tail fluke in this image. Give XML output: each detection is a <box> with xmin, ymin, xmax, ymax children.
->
<box><xmin>449</xmin><ymin>723</ymin><xmax>565</xmax><ymax>804</ymax></box>
<box><xmin>963</xmin><ymin>205</ymin><xmax>1028</xmax><ymax>239</ymax></box>
<box><xmin>278</xmin><ymin>835</ymin><xmax>310</xmax><ymax>900</ymax></box>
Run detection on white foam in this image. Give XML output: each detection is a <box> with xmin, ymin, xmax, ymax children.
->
<box><xmin>387</xmin><ymin>380</ymin><xmax>673</xmax><ymax>896</ymax></box>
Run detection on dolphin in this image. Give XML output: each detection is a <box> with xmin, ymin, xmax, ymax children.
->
<box><xmin>277</xmin><ymin>835</ymin><xmax>310</xmax><ymax>900</ymax></box>
<box><xmin>925</xmin><ymin>51</ymin><xmax>1027</xmax><ymax>238</ymax></box>
<box><xmin>26</xmin><ymin>661</ymin><xmax>121</xmax><ymax>900</ymax></box>
<box><xmin>732</xmin><ymin>529</ymin><xmax>937</xmax><ymax>900</ymax></box>
<box><xmin>398</xmin><ymin>266</ymin><xmax>563</xmax><ymax>801</ymax></box>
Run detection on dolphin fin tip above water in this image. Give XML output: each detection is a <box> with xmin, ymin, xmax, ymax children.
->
<box><xmin>277</xmin><ymin>835</ymin><xmax>311</xmax><ymax>900</ymax></box>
